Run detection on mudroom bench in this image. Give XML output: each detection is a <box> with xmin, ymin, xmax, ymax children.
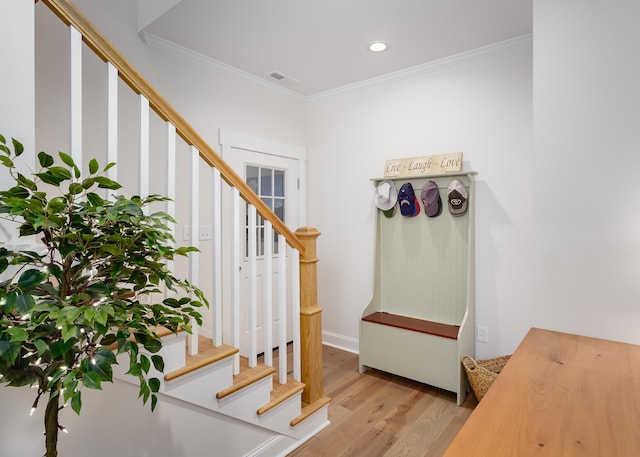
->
<box><xmin>359</xmin><ymin>172</ymin><xmax>476</xmax><ymax>405</ymax></box>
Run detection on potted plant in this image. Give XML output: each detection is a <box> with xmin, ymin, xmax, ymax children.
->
<box><xmin>0</xmin><ymin>135</ymin><xmax>207</xmax><ymax>457</ymax></box>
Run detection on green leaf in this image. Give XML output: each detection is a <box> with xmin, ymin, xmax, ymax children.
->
<box><xmin>6</xmin><ymin>327</ymin><xmax>28</xmax><ymax>342</ymax></box>
<box><xmin>50</xmin><ymin>338</ymin><xmax>77</xmax><ymax>358</ymax></box>
<box><xmin>89</xmin><ymin>159</ymin><xmax>99</xmax><ymax>174</ymax></box>
<box><xmin>143</xmin><ymin>337</ymin><xmax>162</xmax><ymax>354</ymax></box>
<box><xmin>0</xmin><ymin>338</ymin><xmax>20</xmax><ymax>364</ymax></box>
<box><xmin>38</xmin><ymin>151</ymin><xmax>54</xmax><ymax>167</ymax></box>
<box><xmin>86</xmin><ymin>192</ymin><xmax>104</xmax><ymax>207</ymax></box>
<box><xmin>128</xmin><ymin>362</ymin><xmax>142</xmax><ymax>377</ymax></box>
<box><xmin>14</xmin><ymin>293</ymin><xmax>36</xmax><ymax>315</ymax></box>
<box><xmin>82</xmin><ymin>177</ymin><xmax>95</xmax><ymax>189</ymax></box>
<box><xmin>34</xmin><ymin>339</ymin><xmax>48</xmax><ymax>356</ymax></box>
<box><xmin>0</xmin><ymin>291</ymin><xmax>18</xmax><ymax>314</ymax></box>
<box><xmin>16</xmin><ymin>173</ymin><xmax>36</xmax><ymax>190</ymax></box>
<box><xmin>63</xmin><ymin>306</ymin><xmax>82</xmax><ymax>322</ymax></box>
<box><xmin>17</xmin><ymin>269</ymin><xmax>47</xmax><ymax>288</ymax></box>
<box><xmin>94</xmin><ymin>176</ymin><xmax>122</xmax><ymax>190</ymax></box>
<box><xmin>12</xmin><ymin>138</ymin><xmax>24</xmax><ymax>156</ymax></box>
<box><xmin>48</xmin><ymin>166</ymin><xmax>72</xmax><ymax>181</ymax></box>
<box><xmin>139</xmin><ymin>380</ymin><xmax>150</xmax><ymax>403</ymax></box>
<box><xmin>151</xmin><ymin>355</ymin><xmax>164</xmax><ymax>372</ymax></box>
<box><xmin>71</xmin><ymin>391</ymin><xmax>82</xmax><ymax>414</ymax></box>
<box><xmin>63</xmin><ymin>378</ymin><xmax>78</xmax><ymax>403</ymax></box>
<box><xmin>59</xmin><ymin>151</ymin><xmax>75</xmax><ymax>168</ymax></box>
<box><xmin>95</xmin><ymin>309</ymin><xmax>108</xmax><ymax>326</ymax></box>
<box><xmin>61</xmin><ymin>324</ymin><xmax>77</xmax><ymax>342</ymax></box>
<box><xmin>0</xmin><ymin>155</ymin><xmax>13</xmax><ymax>168</ymax></box>
<box><xmin>82</xmin><ymin>349</ymin><xmax>116</xmax><ymax>383</ymax></box>
<box><xmin>47</xmin><ymin>366</ymin><xmax>67</xmax><ymax>388</ymax></box>
<box><xmin>100</xmin><ymin>334</ymin><xmax>117</xmax><ymax>347</ymax></box>
<box><xmin>140</xmin><ymin>354</ymin><xmax>151</xmax><ymax>374</ymax></box>
<box><xmin>47</xmin><ymin>196</ymin><xmax>67</xmax><ymax>214</ymax></box>
<box><xmin>149</xmin><ymin>377</ymin><xmax>161</xmax><ymax>393</ymax></box>
<box><xmin>101</xmin><ymin>244</ymin><xmax>122</xmax><ymax>256</ymax></box>
<box><xmin>151</xmin><ymin>394</ymin><xmax>158</xmax><ymax>411</ymax></box>
<box><xmin>82</xmin><ymin>371</ymin><xmax>102</xmax><ymax>390</ymax></box>
<box><xmin>68</xmin><ymin>182</ymin><xmax>84</xmax><ymax>195</ymax></box>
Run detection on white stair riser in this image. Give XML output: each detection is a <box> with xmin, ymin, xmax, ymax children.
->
<box><xmin>256</xmin><ymin>391</ymin><xmax>302</xmax><ymax>438</ymax></box>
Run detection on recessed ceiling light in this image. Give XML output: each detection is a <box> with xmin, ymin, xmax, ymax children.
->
<box><xmin>368</xmin><ymin>41</ymin><xmax>388</xmax><ymax>53</ymax></box>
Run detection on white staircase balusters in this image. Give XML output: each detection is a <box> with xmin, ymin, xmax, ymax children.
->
<box><xmin>69</xmin><ymin>25</ymin><xmax>82</xmax><ymax>169</ymax></box>
<box><xmin>291</xmin><ymin>248</ymin><xmax>301</xmax><ymax>382</ymax></box>
<box><xmin>188</xmin><ymin>144</ymin><xmax>200</xmax><ymax>355</ymax></box>
<box><xmin>231</xmin><ymin>187</ymin><xmax>241</xmax><ymax>374</ymax></box>
<box><xmin>43</xmin><ymin>1</ymin><xmax>317</xmax><ymax>433</ymax></box>
<box><xmin>138</xmin><ymin>95</ymin><xmax>150</xmax><ymax>204</ymax></box>
<box><xmin>248</xmin><ymin>204</ymin><xmax>258</xmax><ymax>368</ymax></box>
<box><xmin>106</xmin><ymin>62</ymin><xmax>118</xmax><ymax>191</ymax></box>
<box><xmin>278</xmin><ymin>233</ymin><xmax>288</xmax><ymax>384</ymax></box>
<box><xmin>165</xmin><ymin>122</ymin><xmax>177</xmax><ymax>288</ymax></box>
<box><xmin>263</xmin><ymin>220</ymin><xmax>274</xmax><ymax>368</ymax></box>
<box><xmin>212</xmin><ymin>167</ymin><xmax>223</xmax><ymax>347</ymax></box>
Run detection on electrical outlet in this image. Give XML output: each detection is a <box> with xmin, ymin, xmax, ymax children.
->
<box><xmin>476</xmin><ymin>325</ymin><xmax>489</xmax><ymax>343</ymax></box>
<box><xmin>199</xmin><ymin>225</ymin><xmax>212</xmax><ymax>240</ymax></box>
<box><xmin>183</xmin><ymin>225</ymin><xmax>212</xmax><ymax>241</ymax></box>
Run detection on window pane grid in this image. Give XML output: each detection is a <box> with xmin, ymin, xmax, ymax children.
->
<box><xmin>245</xmin><ymin>164</ymin><xmax>285</xmax><ymax>258</ymax></box>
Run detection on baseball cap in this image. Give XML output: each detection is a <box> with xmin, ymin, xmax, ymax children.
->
<box><xmin>398</xmin><ymin>182</ymin><xmax>420</xmax><ymax>217</ymax></box>
<box><xmin>447</xmin><ymin>179</ymin><xmax>468</xmax><ymax>216</ymax></box>
<box><xmin>374</xmin><ymin>180</ymin><xmax>397</xmax><ymax>211</ymax></box>
<box><xmin>421</xmin><ymin>180</ymin><xmax>442</xmax><ymax>217</ymax></box>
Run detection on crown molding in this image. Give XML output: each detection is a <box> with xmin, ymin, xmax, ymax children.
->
<box><xmin>139</xmin><ymin>31</ymin><xmax>306</xmax><ymax>101</ymax></box>
<box><xmin>140</xmin><ymin>31</ymin><xmax>532</xmax><ymax>104</ymax></box>
<box><xmin>306</xmin><ymin>33</ymin><xmax>533</xmax><ymax>102</ymax></box>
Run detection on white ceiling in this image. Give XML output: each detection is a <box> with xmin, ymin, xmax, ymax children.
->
<box><xmin>141</xmin><ymin>0</ymin><xmax>532</xmax><ymax>97</ymax></box>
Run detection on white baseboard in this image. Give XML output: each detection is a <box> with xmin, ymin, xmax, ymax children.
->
<box><xmin>244</xmin><ymin>419</ymin><xmax>331</xmax><ymax>457</ymax></box>
<box><xmin>322</xmin><ymin>330</ymin><xmax>359</xmax><ymax>354</ymax></box>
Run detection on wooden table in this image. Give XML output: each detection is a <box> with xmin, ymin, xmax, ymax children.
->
<box><xmin>444</xmin><ymin>327</ymin><xmax>640</xmax><ymax>456</ymax></box>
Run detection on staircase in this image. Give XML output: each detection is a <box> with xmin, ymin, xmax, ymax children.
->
<box><xmin>7</xmin><ymin>0</ymin><xmax>330</xmax><ymax>455</ymax></box>
<box><xmin>113</xmin><ymin>330</ymin><xmax>330</xmax><ymax>443</ymax></box>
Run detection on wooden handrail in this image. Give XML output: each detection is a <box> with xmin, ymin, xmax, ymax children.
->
<box><xmin>40</xmin><ymin>0</ymin><xmax>305</xmax><ymax>255</ymax></box>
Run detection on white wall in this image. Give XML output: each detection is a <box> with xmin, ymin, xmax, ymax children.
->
<box><xmin>306</xmin><ymin>41</ymin><xmax>534</xmax><ymax>358</ymax></box>
<box><xmin>533</xmin><ymin>0</ymin><xmax>640</xmax><ymax>343</ymax></box>
<box><xmin>0</xmin><ymin>0</ymin><xmax>35</xmax><ymax>245</ymax></box>
<box><xmin>0</xmin><ymin>379</ymin><xmax>279</xmax><ymax>457</ymax></box>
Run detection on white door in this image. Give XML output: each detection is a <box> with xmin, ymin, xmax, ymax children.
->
<box><xmin>226</xmin><ymin>146</ymin><xmax>300</xmax><ymax>357</ymax></box>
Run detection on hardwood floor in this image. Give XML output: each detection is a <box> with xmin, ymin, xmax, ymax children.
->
<box><xmin>287</xmin><ymin>345</ymin><xmax>477</xmax><ymax>457</ymax></box>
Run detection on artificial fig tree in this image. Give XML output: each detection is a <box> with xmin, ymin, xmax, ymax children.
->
<box><xmin>0</xmin><ymin>135</ymin><xmax>207</xmax><ymax>457</ymax></box>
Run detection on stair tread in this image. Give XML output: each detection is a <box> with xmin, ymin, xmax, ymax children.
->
<box><xmin>257</xmin><ymin>378</ymin><xmax>305</xmax><ymax>416</ymax></box>
<box><xmin>290</xmin><ymin>396</ymin><xmax>331</xmax><ymax>427</ymax></box>
<box><xmin>216</xmin><ymin>357</ymin><xmax>275</xmax><ymax>399</ymax></box>
<box><xmin>164</xmin><ymin>341</ymin><xmax>239</xmax><ymax>382</ymax></box>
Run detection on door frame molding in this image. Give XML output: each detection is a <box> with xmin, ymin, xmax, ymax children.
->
<box><xmin>219</xmin><ymin>129</ymin><xmax>307</xmax><ymax>226</ymax></box>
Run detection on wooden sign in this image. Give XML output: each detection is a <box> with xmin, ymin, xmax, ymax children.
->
<box><xmin>383</xmin><ymin>152</ymin><xmax>463</xmax><ymax>177</ymax></box>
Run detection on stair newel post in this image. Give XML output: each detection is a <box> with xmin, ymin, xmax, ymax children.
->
<box><xmin>295</xmin><ymin>226</ymin><xmax>324</xmax><ymax>405</ymax></box>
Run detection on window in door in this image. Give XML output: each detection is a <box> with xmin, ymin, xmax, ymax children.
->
<box><xmin>245</xmin><ymin>165</ymin><xmax>285</xmax><ymax>257</ymax></box>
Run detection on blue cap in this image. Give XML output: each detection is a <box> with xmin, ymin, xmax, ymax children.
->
<box><xmin>398</xmin><ymin>182</ymin><xmax>420</xmax><ymax>217</ymax></box>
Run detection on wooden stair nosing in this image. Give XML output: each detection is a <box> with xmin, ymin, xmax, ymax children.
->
<box><xmin>216</xmin><ymin>363</ymin><xmax>276</xmax><ymax>400</ymax></box>
<box><xmin>257</xmin><ymin>379</ymin><xmax>305</xmax><ymax>416</ymax></box>
<box><xmin>290</xmin><ymin>396</ymin><xmax>331</xmax><ymax>427</ymax></box>
<box><xmin>104</xmin><ymin>325</ymin><xmax>187</xmax><ymax>351</ymax></box>
<box><xmin>164</xmin><ymin>344</ymin><xmax>239</xmax><ymax>382</ymax></box>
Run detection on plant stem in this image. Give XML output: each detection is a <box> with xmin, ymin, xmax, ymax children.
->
<box><xmin>44</xmin><ymin>388</ymin><xmax>59</xmax><ymax>457</ymax></box>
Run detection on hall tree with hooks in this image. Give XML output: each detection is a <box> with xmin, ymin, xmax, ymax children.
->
<box><xmin>359</xmin><ymin>171</ymin><xmax>476</xmax><ymax>405</ymax></box>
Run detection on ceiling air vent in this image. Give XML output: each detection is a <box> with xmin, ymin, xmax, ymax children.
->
<box><xmin>265</xmin><ymin>71</ymin><xmax>301</xmax><ymax>88</ymax></box>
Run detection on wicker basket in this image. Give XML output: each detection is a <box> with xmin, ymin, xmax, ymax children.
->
<box><xmin>461</xmin><ymin>354</ymin><xmax>511</xmax><ymax>402</ymax></box>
